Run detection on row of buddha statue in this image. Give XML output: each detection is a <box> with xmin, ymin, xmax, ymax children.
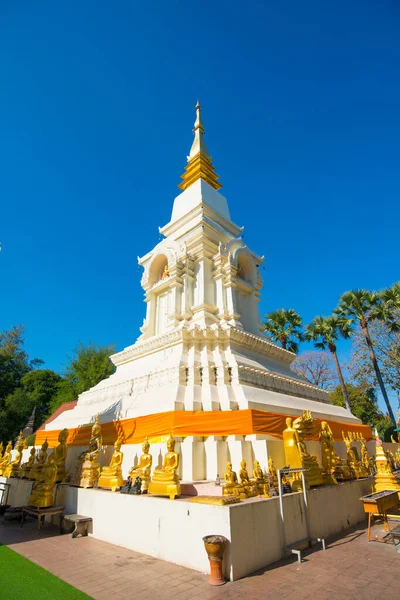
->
<box><xmin>282</xmin><ymin>411</ymin><xmax>376</xmax><ymax>491</ymax></box>
<box><xmin>222</xmin><ymin>458</ymin><xmax>278</xmax><ymax>498</ymax></box>
<box><xmin>70</xmin><ymin>417</ymin><xmax>181</xmax><ymax>499</ymax></box>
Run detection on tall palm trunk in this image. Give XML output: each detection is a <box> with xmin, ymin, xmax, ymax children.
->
<box><xmin>361</xmin><ymin>319</ymin><xmax>396</xmax><ymax>426</ymax></box>
<box><xmin>329</xmin><ymin>343</ymin><xmax>351</xmax><ymax>412</ymax></box>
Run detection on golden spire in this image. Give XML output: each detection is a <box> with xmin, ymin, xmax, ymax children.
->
<box><xmin>178</xmin><ymin>102</ymin><xmax>222</xmax><ymax>191</ymax></box>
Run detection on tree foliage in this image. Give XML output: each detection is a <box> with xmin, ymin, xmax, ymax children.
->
<box><xmin>264</xmin><ymin>309</ymin><xmax>303</xmax><ymax>353</ymax></box>
<box><xmin>330</xmin><ymin>383</ymin><xmax>389</xmax><ymax>436</ymax></box>
<box><xmin>291</xmin><ymin>351</ymin><xmax>336</xmax><ymax>389</ymax></box>
<box><xmin>0</xmin><ymin>325</ymin><xmax>116</xmax><ymax>443</ymax></box>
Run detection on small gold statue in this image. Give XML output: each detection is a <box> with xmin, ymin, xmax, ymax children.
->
<box><xmin>333</xmin><ymin>455</ymin><xmax>354</xmax><ymax>481</ymax></box>
<box><xmin>0</xmin><ymin>441</ymin><xmax>12</xmax><ymax>476</ymax></box>
<box><xmin>374</xmin><ymin>431</ymin><xmax>400</xmax><ymax>497</ymax></box>
<box><xmin>342</xmin><ymin>432</ymin><xmax>368</xmax><ymax>479</ymax></box>
<box><xmin>160</xmin><ymin>264</ymin><xmax>170</xmax><ymax>280</ymax></box>
<box><xmin>253</xmin><ymin>460</ymin><xmax>270</xmax><ymax>497</ymax></box>
<box><xmin>27</xmin><ymin>452</ymin><xmax>58</xmax><ymax>508</ymax></box>
<box><xmin>53</xmin><ymin>428</ymin><xmax>69</xmax><ymax>482</ymax></box>
<box><xmin>319</xmin><ymin>421</ymin><xmax>337</xmax><ymax>485</ymax></box>
<box><xmin>129</xmin><ymin>437</ymin><xmax>152</xmax><ymax>493</ymax></box>
<box><xmin>98</xmin><ymin>436</ymin><xmax>124</xmax><ymax>492</ymax></box>
<box><xmin>222</xmin><ymin>462</ymin><xmax>247</xmax><ymax>499</ymax></box>
<box><xmin>268</xmin><ymin>457</ymin><xmax>278</xmax><ymax>488</ymax></box>
<box><xmin>28</xmin><ymin>438</ymin><xmax>49</xmax><ymax>480</ymax></box>
<box><xmin>4</xmin><ymin>432</ymin><xmax>25</xmax><ymax>478</ymax></box>
<box><xmin>148</xmin><ymin>434</ymin><xmax>180</xmax><ymax>499</ymax></box>
<box><xmin>77</xmin><ymin>416</ymin><xmax>103</xmax><ymax>488</ymax></box>
<box><xmin>20</xmin><ymin>447</ymin><xmax>36</xmax><ymax>478</ymax></box>
<box><xmin>356</xmin><ymin>432</ymin><xmax>371</xmax><ymax>474</ymax></box>
<box><xmin>239</xmin><ymin>459</ymin><xmax>258</xmax><ymax>497</ymax></box>
<box><xmin>283</xmin><ymin>412</ymin><xmax>323</xmax><ymax>490</ymax></box>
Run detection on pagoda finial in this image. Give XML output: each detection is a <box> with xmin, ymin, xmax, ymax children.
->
<box><xmin>178</xmin><ymin>102</ymin><xmax>222</xmax><ymax>191</ymax></box>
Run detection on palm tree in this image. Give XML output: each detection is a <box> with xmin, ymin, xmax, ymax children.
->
<box><xmin>264</xmin><ymin>309</ymin><xmax>303</xmax><ymax>353</ymax></box>
<box><xmin>305</xmin><ymin>315</ymin><xmax>352</xmax><ymax>411</ymax></box>
<box><xmin>336</xmin><ymin>290</ymin><xmax>396</xmax><ymax>426</ymax></box>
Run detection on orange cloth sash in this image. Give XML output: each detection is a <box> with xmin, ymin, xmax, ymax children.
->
<box><xmin>35</xmin><ymin>409</ymin><xmax>373</xmax><ymax>448</ymax></box>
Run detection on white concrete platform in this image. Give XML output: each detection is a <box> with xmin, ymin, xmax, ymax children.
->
<box><xmin>53</xmin><ymin>477</ymin><xmax>374</xmax><ymax>581</ymax></box>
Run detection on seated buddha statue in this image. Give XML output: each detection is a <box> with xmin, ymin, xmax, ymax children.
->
<box><xmin>148</xmin><ymin>434</ymin><xmax>180</xmax><ymax>499</ymax></box>
<box><xmin>53</xmin><ymin>428</ymin><xmax>69</xmax><ymax>482</ymax></box>
<box><xmin>252</xmin><ymin>460</ymin><xmax>270</xmax><ymax>497</ymax></box>
<box><xmin>20</xmin><ymin>447</ymin><xmax>36</xmax><ymax>478</ymax></box>
<box><xmin>0</xmin><ymin>441</ymin><xmax>12</xmax><ymax>476</ymax></box>
<box><xmin>4</xmin><ymin>432</ymin><xmax>25</xmax><ymax>478</ymax></box>
<box><xmin>129</xmin><ymin>437</ymin><xmax>152</xmax><ymax>493</ymax></box>
<box><xmin>239</xmin><ymin>459</ymin><xmax>258</xmax><ymax>497</ymax></box>
<box><xmin>223</xmin><ymin>462</ymin><xmax>246</xmax><ymax>498</ymax></box>
<box><xmin>268</xmin><ymin>457</ymin><xmax>278</xmax><ymax>488</ymax></box>
<box><xmin>28</xmin><ymin>439</ymin><xmax>49</xmax><ymax>480</ymax></box>
<box><xmin>342</xmin><ymin>432</ymin><xmax>368</xmax><ymax>479</ymax></box>
<box><xmin>78</xmin><ymin>416</ymin><xmax>103</xmax><ymax>488</ymax></box>
<box><xmin>98</xmin><ymin>437</ymin><xmax>124</xmax><ymax>492</ymax></box>
<box><xmin>27</xmin><ymin>452</ymin><xmax>58</xmax><ymax>508</ymax></box>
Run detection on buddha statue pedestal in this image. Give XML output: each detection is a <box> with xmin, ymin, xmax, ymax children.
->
<box><xmin>27</xmin><ymin>454</ymin><xmax>57</xmax><ymax>508</ymax></box>
<box><xmin>148</xmin><ymin>435</ymin><xmax>180</xmax><ymax>500</ymax></box>
<box><xmin>80</xmin><ymin>458</ymin><xmax>101</xmax><ymax>489</ymax></box>
<box><xmin>98</xmin><ymin>438</ymin><xmax>124</xmax><ymax>492</ymax></box>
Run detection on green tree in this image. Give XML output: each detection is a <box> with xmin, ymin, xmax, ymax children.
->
<box><xmin>336</xmin><ymin>290</ymin><xmax>396</xmax><ymax>425</ymax></box>
<box><xmin>1</xmin><ymin>370</ymin><xmax>62</xmax><ymax>442</ymax></box>
<box><xmin>0</xmin><ymin>325</ymin><xmax>43</xmax><ymax>403</ymax></box>
<box><xmin>264</xmin><ymin>309</ymin><xmax>303</xmax><ymax>353</ymax></box>
<box><xmin>305</xmin><ymin>315</ymin><xmax>352</xmax><ymax>411</ymax></box>
<box><xmin>330</xmin><ymin>383</ymin><xmax>386</xmax><ymax>430</ymax></box>
<box><xmin>48</xmin><ymin>343</ymin><xmax>116</xmax><ymax>414</ymax></box>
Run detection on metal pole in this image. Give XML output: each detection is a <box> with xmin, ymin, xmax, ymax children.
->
<box><xmin>278</xmin><ymin>469</ymin><xmax>286</xmax><ymax>550</ymax></box>
<box><xmin>301</xmin><ymin>471</ymin><xmax>311</xmax><ymax>545</ymax></box>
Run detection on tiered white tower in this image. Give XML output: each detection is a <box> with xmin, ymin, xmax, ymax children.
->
<box><xmin>46</xmin><ymin>104</ymin><xmax>360</xmax><ymax>481</ymax></box>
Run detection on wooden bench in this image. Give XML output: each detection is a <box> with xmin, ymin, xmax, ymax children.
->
<box><xmin>61</xmin><ymin>514</ymin><xmax>92</xmax><ymax>538</ymax></box>
<box><xmin>21</xmin><ymin>505</ymin><xmax>65</xmax><ymax>530</ymax></box>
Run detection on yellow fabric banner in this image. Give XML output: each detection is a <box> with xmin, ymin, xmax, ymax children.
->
<box><xmin>35</xmin><ymin>409</ymin><xmax>373</xmax><ymax>448</ymax></box>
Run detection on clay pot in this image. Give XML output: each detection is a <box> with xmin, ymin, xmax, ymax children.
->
<box><xmin>202</xmin><ymin>535</ymin><xmax>227</xmax><ymax>586</ymax></box>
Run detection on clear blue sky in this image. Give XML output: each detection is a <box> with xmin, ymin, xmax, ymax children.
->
<box><xmin>1</xmin><ymin>2</ymin><xmax>399</xmax><ymax>397</ymax></box>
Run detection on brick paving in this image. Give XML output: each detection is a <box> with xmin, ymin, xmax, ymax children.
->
<box><xmin>1</xmin><ymin>517</ymin><xmax>399</xmax><ymax>599</ymax></box>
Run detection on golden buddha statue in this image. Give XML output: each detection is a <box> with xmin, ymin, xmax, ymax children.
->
<box><xmin>76</xmin><ymin>416</ymin><xmax>103</xmax><ymax>488</ymax></box>
<box><xmin>53</xmin><ymin>428</ymin><xmax>69</xmax><ymax>482</ymax></box>
<box><xmin>20</xmin><ymin>447</ymin><xmax>36</xmax><ymax>478</ymax></box>
<box><xmin>98</xmin><ymin>437</ymin><xmax>124</xmax><ymax>492</ymax></box>
<box><xmin>356</xmin><ymin>432</ymin><xmax>371</xmax><ymax>474</ymax></box>
<box><xmin>160</xmin><ymin>263</ymin><xmax>170</xmax><ymax>280</ymax></box>
<box><xmin>239</xmin><ymin>459</ymin><xmax>258</xmax><ymax>497</ymax></box>
<box><xmin>0</xmin><ymin>441</ymin><xmax>12</xmax><ymax>476</ymax></box>
<box><xmin>268</xmin><ymin>457</ymin><xmax>278</xmax><ymax>488</ymax></box>
<box><xmin>27</xmin><ymin>452</ymin><xmax>58</xmax><ymax>508</ymax></box>
<box><xmin>252</xmin><ymin>460</ymin><xmax>270</xmax><ymax>497</ymax></box>
<box><xmin>319</xmin><ymin>421</ymin><xmax>337</xmax><ymax>485</ymax></box>
<box><xmin>129</xmin><ymin>437</ymin><xmax>152</xmax><ymax>493</ymax></box>
<box><xmin>222</xmin><ymin>461</ymin><xmax>247</xmax><ymax>498</ymax></box>
<box><xmin>283</xmin><ymin>412</ymin><xmax>323</xmax><ymax>490</ymax></box>
<box><xmin>374</xmin><ymin>432</ymin><xmax>400</xmax><ymax>497</ymax></box>
<box><xmin>4</xmin><ymin>432</ymin><xmax>25</xmax><ymax>478</ymax></box>
<box><xmin>333</xmin><ymin>455</ymin><xmax>354</xmax><ymax>481</ymax></box>
<box><xmin>342</xmin><ymin>432</ymin><xmax>368</xmax><ymax>479</ymax></box>
<box><xmin>29</xmin><ymin>438</ymin><xmax>49</xmax><ymax>480</ymax></box>
<box><xmin>0</xmin><ymin>442</ymin><xmax>3</xmax><ymax>463</ymax></box>
<box><xmin>148</xmin><ymin>434</ymin><xmax>180</xmax><ymax>499</ymax></box>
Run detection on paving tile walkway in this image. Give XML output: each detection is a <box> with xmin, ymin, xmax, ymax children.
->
<box><xmin>1</xmin><ymin>516</ymin><xmax>399</xmax><ymax>600</ymax></box>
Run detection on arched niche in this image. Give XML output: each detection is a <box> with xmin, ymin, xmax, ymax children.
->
<box><xmin>236</xmin><ymin>250</ymin><xmax>257</xmax><ymax>286</ymax></box>
<box><xmin>148</xmin><ymin>254</ymin><xmax>169</xmax><ymax>287</ymax></box>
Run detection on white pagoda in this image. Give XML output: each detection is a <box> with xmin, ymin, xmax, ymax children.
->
<box><xmin>43</xmin><ymin>103</ymin><xmax>361</xmax><ymax>480</ymax></box>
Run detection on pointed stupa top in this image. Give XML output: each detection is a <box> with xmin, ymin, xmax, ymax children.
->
<box><xmin>178</xmin><ymin>102</ymin><xmax>222</xmax><ymax>191</ymax></box>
